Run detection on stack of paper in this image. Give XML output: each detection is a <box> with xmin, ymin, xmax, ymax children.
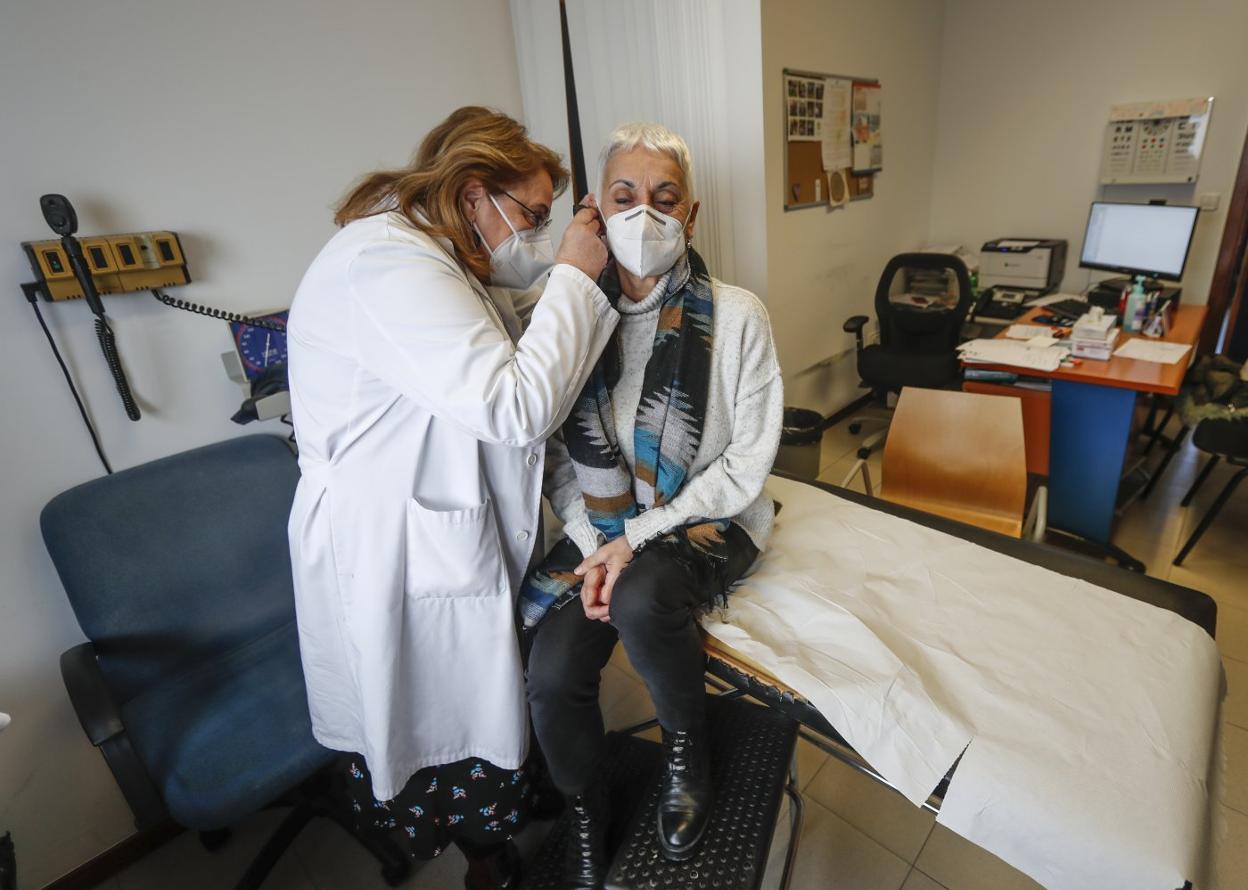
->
<box><xmin>958</xmin><ymin>338</ymin><xmax>1065</xmax><ymax>372</ymax></box>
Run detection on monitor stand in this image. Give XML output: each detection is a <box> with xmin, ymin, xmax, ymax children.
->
<box><xmin>1088</xmin><ymin>276</ymin><xmax>1182</xmax><ymax>311</ymax></box>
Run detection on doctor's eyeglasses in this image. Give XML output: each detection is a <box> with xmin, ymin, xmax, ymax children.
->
<box><xmin>501</xmin><ymin>191</ymin><xmax>552</xmax><ymax>234</ymax></box>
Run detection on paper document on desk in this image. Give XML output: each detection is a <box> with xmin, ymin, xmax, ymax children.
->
<box><xmin>1005</xmin><ymin>324</ymin><xmax>1056</xmax><ymax>340</ymax></box>
<box><xmin>957</xmin><ymin>338</ymin><xmax>1065</xmax><ymax>371</ymax></box>
<box><xmin>1113</xmin><ymin>339</ymin><xmax>1192</xmax><ymax>364</ymax></box>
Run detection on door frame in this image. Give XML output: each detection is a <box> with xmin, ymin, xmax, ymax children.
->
<box><xmin>1201</xmin><ymin>121</ymin><xmax>1248</xmax><ymax>354</ymax></box>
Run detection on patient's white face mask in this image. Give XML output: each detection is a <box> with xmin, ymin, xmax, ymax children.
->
<box><xmin>476</xmin><ymin>193</ymin><xmax>554</xmax><ymax>289</ymax></box>
<box><xmin>605</xmin><ymin>205</ymin><xmax>688</xmax><ymax>279</ymax></box>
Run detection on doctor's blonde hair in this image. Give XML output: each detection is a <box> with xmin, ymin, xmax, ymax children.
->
<box><xmin>334</xmin><ymin>106</ymin><xmax>569</xmax><ymax>281</ymax></box>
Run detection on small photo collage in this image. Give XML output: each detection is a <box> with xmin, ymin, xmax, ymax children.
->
<box><xmin>786</xmin><ymin>75</ymin><xmax>824</xmax><ymax>140</ymax></box>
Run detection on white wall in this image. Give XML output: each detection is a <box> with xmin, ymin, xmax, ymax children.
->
<box><xmin>0</xmin><ymin>1</ymin><xmax>523</xmax><ymax>885</ymax></box>
<box><xmin>929</xmin><ymin>0</ymin><xmax>1248</xmax><ymax>303</ymax></box>
<box><xmin>761</xmin><ymin>0</ymin><xmax>947</xmax><ymax>416</ymax></box>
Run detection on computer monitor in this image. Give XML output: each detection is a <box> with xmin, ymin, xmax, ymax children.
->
<box><xmin>1079</xmin><ymin>201</ymin><xmax>1199</xmax><ymax>282</ymax></box>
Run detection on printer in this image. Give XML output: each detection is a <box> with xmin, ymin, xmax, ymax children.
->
<box><xmin>979</xmin><ymin>238</ymin><xmax>1067</xmax><ymax>294</ymax></box>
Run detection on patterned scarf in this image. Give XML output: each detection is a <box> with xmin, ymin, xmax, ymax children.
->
<box><xmin>518</xmin><ymin>249</ymin><xmax>724</xmax><ymax>628</ymax></box>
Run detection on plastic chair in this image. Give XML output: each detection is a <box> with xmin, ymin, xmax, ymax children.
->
<box><xmin>879</xmin><ymin>388</ymin><xmax>1040</xmax><ymax>539</ymax></box>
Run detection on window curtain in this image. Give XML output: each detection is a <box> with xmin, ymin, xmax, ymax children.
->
<box><xmin>509</xmin><ymin>0</ymin><xmax>577</xmax><ymax>238</ymax></box>
<box><xmin>565</xmin><ymin>0</ymin><xmax>739</xmax><ymax>283</ymax></box>
<box><xmin>510</xmin><ymin>0</ymin><xmax>766</xmax><ymax>295</ymax></box>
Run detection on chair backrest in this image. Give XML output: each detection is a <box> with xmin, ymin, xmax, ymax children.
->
<box><xmin>41</xmin><ymin>435</ymin><xmax>300</xmax><ymax>704</ymax></box>
<box><xmin>881</xmin><ymin>388</ymin><xmax>1028</xmax><ymax>537</ymax></box>
<box><xmin>875</xmin><ymin>253</ymin><xmax>973</xmax><ymax>354</ymax></box>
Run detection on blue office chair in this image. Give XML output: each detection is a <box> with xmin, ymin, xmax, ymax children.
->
<box><xmin>840</xmin><ymin>253</ymin><xmax>974</xmax><ymax>494</ymax></box>
<box><xmin>41</xmin><ymin>435</ymin><xmax>408</xmax><ymax>889</ymax></box>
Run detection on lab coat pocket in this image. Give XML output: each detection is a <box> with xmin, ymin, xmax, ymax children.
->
<box><xmin>404</xmin><ymin>497</ymin><xmax>507</xmax><ymax>599</ymax></box>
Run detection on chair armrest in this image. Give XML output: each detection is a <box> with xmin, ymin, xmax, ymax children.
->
<box><xmin>844</xmin><ymin>315</ymin><xmax>870</xmax><ymax>352</ymax></box>
<box><xmin>61</xmin><ymin>642</ymin><xmax>125</xmax><ymax>745</ymax></box>
<box><xmin>60</xmin><ymin>642</ymin><xmax>169</xmax><ymax>829</ymax></box>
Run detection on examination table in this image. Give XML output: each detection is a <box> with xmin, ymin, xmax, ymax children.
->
<box><xmin>523</xmin><ymin>472</ymin><xmax>1219</xmax><ymax>890</ymax></box>
<box><xmin>702</xmin><ymin>472</ymin><xmax>1220</xmax><ymax>890</ymax></box>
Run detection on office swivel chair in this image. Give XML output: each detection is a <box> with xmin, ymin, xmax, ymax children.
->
<box><xmin>1141</xmin><ymin>354</ymin><xmax>1245</xmax><ymax>500</ymax></box>
<box><xmin>1173</xmin><ymin>417</ymin><xmax>1248</xmax><ymax>565</ymax></box>
<box><xmin>841</xmin><ymin>253</ymin><xmax>974</xmax><ymax>494</ymax></box>
<box><xmin>41</xmin><ymin>435</ymin><xmax>408</xmax><ymax>890</ymax></box>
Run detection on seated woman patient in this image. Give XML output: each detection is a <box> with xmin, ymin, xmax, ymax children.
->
<box><xmin>522</xmin><ymin>122</ymin><xmax>782</xmax><ymax>887</ymax></box>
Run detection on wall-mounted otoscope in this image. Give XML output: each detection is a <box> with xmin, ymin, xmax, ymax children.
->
<box><xmin>38</xmin><ymin>194</ymin><xmax>142</xmax><ymax>421</ymax></box>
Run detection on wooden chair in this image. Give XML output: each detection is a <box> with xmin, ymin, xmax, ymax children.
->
<box><xmin>879</xmin><ymin>387</ymin><xmax>1030</xmax><ymax>538</ymax></box>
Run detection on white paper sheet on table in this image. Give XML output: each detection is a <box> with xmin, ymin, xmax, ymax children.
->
<box><xmin>1005</xmin><ymin>323</ymin><xmax>1057</xmax><ymax>340</ymax></box>
<box><xmin>703</xmin><ymin>476</ymin><xmax>1221</xmax><ymax>890</ymax></box>
<box><xmin>1113</xmin><ymin>338</ymin><xmax>1193</xmax><ymax>364</ymax></box>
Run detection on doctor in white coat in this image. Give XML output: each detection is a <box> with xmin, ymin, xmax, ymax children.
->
<box><xmin>286</xmin><ymin>107</ymin><xmax>617</xmax><ymax>885</ymax></box>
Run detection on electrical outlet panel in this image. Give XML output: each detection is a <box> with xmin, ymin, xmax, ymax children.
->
<box><xmin>22</xmin><ymin>230</ymin><xmax>190</xmax><ymax>301</ymax></box>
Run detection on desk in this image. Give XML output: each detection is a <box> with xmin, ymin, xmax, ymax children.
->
<box><xmin>962</xmin><ymin>304</ymin><xmax>1206</xmax><ymax>565</ymax></box>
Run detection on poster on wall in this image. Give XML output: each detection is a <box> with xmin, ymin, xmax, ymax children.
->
<box><xmin>851</xmin><ymin>81</ymin><xmax>883</xmax><ymax>172</ymax></box>
<box><xmin>785</xmin><ymin>73</ymin><xmax>825</xmax><ymax>142</ymax></box>
<box><xmin>820</xmin><ymin>77</ymin><xmax>853</xmax><ymax>171</ymax></box>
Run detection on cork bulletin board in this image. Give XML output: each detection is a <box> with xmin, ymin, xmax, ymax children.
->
<box><xmin>783</xmin><ymin>68</ymin><xmax>880</xmax><ymax>211</ymax></box>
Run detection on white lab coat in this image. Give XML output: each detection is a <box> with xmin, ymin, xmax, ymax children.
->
<box><xmin>286</xmin><ymin>210</ymin><xmax>617</xmax><ymax>801</ymax></box>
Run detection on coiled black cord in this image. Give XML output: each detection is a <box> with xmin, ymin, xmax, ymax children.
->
<box><xmin>150</xmin><ymin>288</ymin><xmax>286</xmax><ymax>331</ymax></box>
<box><xmin>94</xmin><ymin>317</ymin><xmax>141</xmax><ymax>422</ymax></box>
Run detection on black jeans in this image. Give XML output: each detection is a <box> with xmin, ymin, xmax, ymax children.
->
<box><xmin>526</xmin><ymin>524</ymin><xmax>759</xmax><ymax>795</ymax></box>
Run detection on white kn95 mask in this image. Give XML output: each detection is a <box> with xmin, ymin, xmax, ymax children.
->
<box><xmin>605</xmin><ymin>205</ymin><xmax>688</xmax><ymax>278</ymax></box>
<box><xmin>477</xmin><ymin>193</ymin><xmax>554</xmax><ymax>289</ymax></box>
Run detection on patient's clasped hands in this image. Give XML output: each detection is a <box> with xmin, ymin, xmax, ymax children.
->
<box><xmin>575</xmin><ymin>537</ymin><xmax>634</xmax><ymax>622</ymax></box>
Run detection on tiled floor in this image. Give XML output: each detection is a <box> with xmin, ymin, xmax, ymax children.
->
<box><xmin>100</xmin><ymin>419</ymin><xmax>1245</xmax><ymax>890</ymax></box>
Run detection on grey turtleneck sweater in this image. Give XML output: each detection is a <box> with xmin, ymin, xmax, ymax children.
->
<box><xmin>545</xmin><ymin>271</ymin><xmax>784</xmax><ymax>557</ymax></box>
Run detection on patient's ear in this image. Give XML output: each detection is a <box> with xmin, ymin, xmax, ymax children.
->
<box><xmin>684</xmin><ymin>201</ymin><xmax>701</xmax><ymax>242</ymax></box>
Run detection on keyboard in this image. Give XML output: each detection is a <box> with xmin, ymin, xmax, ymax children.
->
<box><xmin>1041</xmin><ymin>298</ymin><xmax>1090</xmax><ymax>319</ymax></box>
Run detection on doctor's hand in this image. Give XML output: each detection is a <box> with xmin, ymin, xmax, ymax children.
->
<box><xmin>555</xmin><ymin>194</ymin><xmax>608</xmax><ymax>281</ymax></box>
<box><xmin>576</xmin><ymin>536</ymin><xmax>634</xmax><ymax>621</ymax></box>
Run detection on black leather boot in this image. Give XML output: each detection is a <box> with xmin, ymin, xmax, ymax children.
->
<box><xmin>656</xmin><ymin>725</ymin><xmax>713</xmax><ymax>861</ymax></box>
<box><xmin>563</xmin><ymin>780</ymin><xmax>609</xmax><ymax>889</ymax></box>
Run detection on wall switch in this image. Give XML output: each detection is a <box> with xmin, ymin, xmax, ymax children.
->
<box><xmin>1198</xmin><ymin>192</ymin><xmax>1220</xmax><ymax>211</ymax></box>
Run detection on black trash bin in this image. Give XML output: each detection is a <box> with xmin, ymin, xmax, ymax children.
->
<box><xmin>774</xmin><ymin>407</ymin><xmax>825</xmax><ymax>479</ymax></box>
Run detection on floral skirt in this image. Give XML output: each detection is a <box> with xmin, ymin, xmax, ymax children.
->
<box><xmin>344</xmin><ymin>754</ymin><xmax>531</xmax><ymax>860</ymax></box>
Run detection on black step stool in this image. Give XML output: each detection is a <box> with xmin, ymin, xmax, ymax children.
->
<box><xmin>520</xmin><ymin>694</ymin><xmax>801</xmax><ymax>890</ymax></box>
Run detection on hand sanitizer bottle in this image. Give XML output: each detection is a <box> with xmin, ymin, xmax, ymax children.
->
<box><xmin>1124</xmin><ymin>276</ymin><xmax>1147</xmax><ymax>333</ymax></box>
